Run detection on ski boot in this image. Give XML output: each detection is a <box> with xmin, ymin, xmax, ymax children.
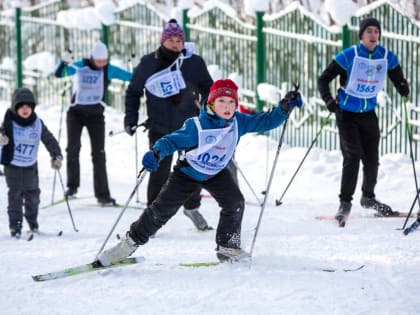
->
<box><xmin>335</xmin><ymin>201</ymin><xmax>351</xmax><ymax>227</ymax></box>
<box><xmin>216</xmin><ymin>245</ymin><xmax>251</xmax><ymax>263</ymax></box>
<box><xmin>97</xmin><ymin>196</ymin><xmax>117</xmax><ymax>207</ymax></box>
<box><xmin>10</xmin><ymin>228</ymin><xmax>21</xmax><ymax>239</ymax></box>
<box><xmin>97</xmin><ymin>232</ymin><xmax>139</xmax><ymax>267</ymax></box>
<box><xmin>360</xmin><ymin>196</ymin><xmax>399</xmax><ymax>217</ymax></box>
<box><xmin>64</xmin><ymin>187</ymin><xmax>77</xmax><ymax>199</ymax></box>
<box><xmin>183</xmin><ymin>207</ymin><xmax>211</xmax><ymax>231</ymax></box>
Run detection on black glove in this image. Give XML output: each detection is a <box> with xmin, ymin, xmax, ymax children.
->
<box><xmin>124</xmin><ymin>123</ymin><xmax>137</xmax><ymax>136</ymax></box>
<box><xmin>280</xmin><ymin>90</ymin><xmax>303</xmax><ymax>114</ymax></box>
<box><xmin>397</xmin><ymin>80</ymin><xmax>409</xmax><ymax>97</ymax></box>
<box><xmin>326</xmin><ymin>98</ymin><xmax>339</xmax><ymax>113</ymax></box>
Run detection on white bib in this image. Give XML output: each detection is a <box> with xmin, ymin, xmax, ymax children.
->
<box><xmin>145</xmin><ymin>55</ymin><xmax>187</xmax><ymax>98</ymax></box>
<box><xmin>11</xmin><ymin>118</ymin><xmax>42</xmax><ymax>167</ymax></box>
<box><xmin>186</xmin><ymin>117</ymin><xmax>238</xmax><ymax>176</ymax></box>
<box><xmin>344</xmin><ymin>46</ymin><xmax>388</xmax><ymax>99</ymax></box>
<box><xmin>73</xmin><ymin>66</ymin><xmax>104</xmax><ymax>105</ymax></box>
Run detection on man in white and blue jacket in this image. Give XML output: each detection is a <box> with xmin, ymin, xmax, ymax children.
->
<box><xmin>55</xmin><ymin>41</ymin><xmax>132</xmax><ymax>206</ymax></box>
<box><xmin>318</xmin><ymin>17</ymin><xmax>409</xmax><ymax>226</ymax></box>
<box><xmin>97</xmin><ymin>79</ymin><xmax>302</xmax><ymax>266</ymax></box>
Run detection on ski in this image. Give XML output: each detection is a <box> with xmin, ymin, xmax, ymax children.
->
<box><xmin>86</xmin><ymin>203</ymin><xmax>146</xmax><ymax>210</ymax></box>
<box><xmin>321</xmin><ymin>265</ymin><xmax>365</xmax><ymax>272</ymax></box>
<box><xmin>316</xmin><ymin>212</ymin><xmax>414</xmax><ymax>221</ymax></box>
<box><xmin>403</xmin><ymin>220</ymin><xmax>420</xmax><ymax>235</ymax></box>
<box><xmin>32</xmin><ymin>256</ymin><xmax>144</xmax><ymax>282</ymax></box>
<box><xmin>40</xmin><ymin>196</ymin><xmax>92</xmax><ymax>209</ymax></box>
<box><xmin>26</xmin><ymin>230</ymin><xmax>63</xmax><ymax>241</ymax></box>
<box><xmin>178</xmin><ymin>261</ymin><xmax>365</xmax><ymax>272</ymax></box>
<box><xmin>180</xmin><ymin>261</ymin><xmax>220</xmax><ymax>267</ymax></box>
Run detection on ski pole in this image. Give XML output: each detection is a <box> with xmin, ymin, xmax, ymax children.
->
<box><xmin>108</xmin><ymin>121</ymin><xmax>148</xmax><ymax>137</ymax></box>
<box><xmin>249</xmin><ymin>83</ymin><xmax>300</xmax><ymax>256</ymax></box>
<box><xmin>400</xmin><ymin>96</ymin><xmax>420</xmax><ymax>230</ymax></box>
<box><xmin>275</xmin><ymin>112</ymin><xmax>332</xmax><ymax>206</ymax></box>
<box><xmin>404</xmin><ymin>219</ymin><xmax>420</xmax><ymax>235</ymax></box>
<box><xmin>249</xmin><ymin>115</ymin><xmax>290</xmax><ymax>257</ymax></box>
<box><xmin>51</xmin><ymin>65</ymin><xmax>71</xmax><ymax>205</ymax></box>
<box><xmin>134</xmin><ymin>129</ymin><xmax>140</xmax><ymax>203</ymax></box>
<box><xmin>231</xmin><ymin>159</ymin><xmax>262</xmax><ymax>206</ymax></box>
<box><xmin>57</xmin><ymin>169</ymin><xmax>79</xmax><ymax>232</ymax></box>
<box><xmin>95</xmin><ymin>168</ymin><xmax>148</xmax><ymax>260</ymax></box>
<box><xmin>127</xmin><ymin>52</ymin><xmax>141</xmax><ymax>203</ymax></box>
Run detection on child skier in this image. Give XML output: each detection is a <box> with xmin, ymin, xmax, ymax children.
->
<box><xmin>97</xmin><ymin>79</ymin><xmax>302</xmax><ymax>266</ymax></box>
<box><xmin>0</xmin><ymin>88</ymin><xmax>63</xmax><ymax>238</ymax></box>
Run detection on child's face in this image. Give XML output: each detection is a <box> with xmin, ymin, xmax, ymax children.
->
<box><xmin>213</xmin><ymin>96</ymin><xmax>236</xmax><ymax>119</ymax></box>
<box><xmin>17</xmin><ymin>104</ymin><xmax>33</xmax><ymax>118</ymax></box>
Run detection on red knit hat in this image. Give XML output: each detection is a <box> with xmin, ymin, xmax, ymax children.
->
<box><xmin>161</xmin><ymin>19</ymin><xmax>185</xmax><ymax>44</ymax></box>
<box><xmin>207</xmin><ymin>79</ymin><xmax>239</xmax><ymax>107</ymax></box>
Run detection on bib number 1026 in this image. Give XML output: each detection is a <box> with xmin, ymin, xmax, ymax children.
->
<box><xmin>198</xmin><ymin>153</ymin><xmax>226</xmax><ymax>163</ymax></box>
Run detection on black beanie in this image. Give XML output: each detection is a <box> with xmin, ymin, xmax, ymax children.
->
<box><xmin>11</xmin><ymin>87</ymin><xmax>36</xmax><ymax>113</ymax></box>
<box><xmin>359</xmin><ymin>17</ymin><xmax>381</xmax><ymax>40</ymax></box>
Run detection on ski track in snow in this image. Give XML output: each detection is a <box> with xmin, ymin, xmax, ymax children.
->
<box><xmin>0</xmin><ymin>103</ymin><xmax>419</xmax><ymax>315</ymax></box>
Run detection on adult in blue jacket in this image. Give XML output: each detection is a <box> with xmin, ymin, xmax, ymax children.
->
<box><xmin>55</xmin><ymin>41</ymin><xmax>132</xmax><ymax>206</ymax></box>
<box><xmin>98</xmin><ymin>79</ymin><xmax>302</xmax><ymax>266</ymax></box>
<box><xmin>318</xmin><ymin>17</ymin><xmax>409</xmax><ymax>225</ymax></box>
<box><xmin>124</xmin><ymin>19</ymin><xmax>213</xmax><ymax>230</ymax></box>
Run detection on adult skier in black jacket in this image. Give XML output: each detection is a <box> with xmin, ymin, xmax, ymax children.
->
<box><xmin>124</xmin><ymin>19</ymin><xmax>213</xmax><ymax>230</ymax></box>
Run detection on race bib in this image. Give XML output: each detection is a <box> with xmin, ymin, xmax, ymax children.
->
<box><xmin>344</xmin><ymin>46</ymin><xmax>388</xmax><ymax>99</ymax></box>
<box><xmin>73</xmin><ymin>66</ymin><xmax>104</xmax><ymax>105</ymax></box>
<box><xmin>145</xmin><ymin>55</ymin><xmax>186</xmax><ymax>98</ymax></box>
<box><xmin>186</xmin><ymin>117</ymin><xmax>238</xmax><ymax>175</ymax></box>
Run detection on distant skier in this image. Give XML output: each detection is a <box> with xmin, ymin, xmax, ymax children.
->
<box><xmin>97</xmin><ymin>79</ymin><xmax>302</xmax><ymax>266</ymax></box>
<box><xmin>0</xmin><ymin>88</ymin><xmax>62</xmax><ymax>238</ymax></box>
<box><xmin>318</xmin><ymin>17</ymin><xmax>409</xmax><ymax>226</ymax></box>
<box><xmin>54</xmin><ymin>41</ymin><xmax>132</xmax><ymax>206</ymax></box>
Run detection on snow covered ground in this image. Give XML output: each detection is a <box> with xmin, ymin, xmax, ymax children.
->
<box><xmin>0</xmin><ymin>102</ymin><xmax>419</xmax><ymax>315</ymax></box>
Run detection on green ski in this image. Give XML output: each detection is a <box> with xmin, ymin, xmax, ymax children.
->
<box><xmin>32</xmin><ymin>256</ymin><xmax>144</xmax><ymax>282</ymax></box>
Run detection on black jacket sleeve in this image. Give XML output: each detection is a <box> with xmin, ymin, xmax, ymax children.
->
<box><xmin>318</xmin><ymin>60</ymin><xmax>347</xmax><ymax>103</ymax></box>
<box><xmin>124</xmin><ymin>57</ymin><xmax>149</xmax><ymax>127</ymax></box>
<box><xmin>388</xmin><ymin>65</ymin><xmax>409</xmax><ymax>97</ymax></box>
<box><xmin>54</xmin><ymin>61</ymin><xmax>67</xmax><ymax>78</ymax></box>
<box><xmin>41</xmin><ymin>121</ymin><xmax>62</xmax><ymax>159</ymax></box>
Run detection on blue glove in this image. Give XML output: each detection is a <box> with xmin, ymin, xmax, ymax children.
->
<box><xmin>142</xmin><ymin>150</ymin><xmax>159</xmax><ymax>172</ymax></box>
<box><xmin>280</xmin><ymin>90</ymin><xmax>303</xmax><ymax>113</ymax></box>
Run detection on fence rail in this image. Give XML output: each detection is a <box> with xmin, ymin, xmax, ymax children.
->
<box><xmin>0</xmin><ymin>0</ymin><xmax>419</xmax><ymax>158</ymax></box>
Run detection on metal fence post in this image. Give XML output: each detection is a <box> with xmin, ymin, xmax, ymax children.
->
<box><xmin>15</xmin><ymin>7</ymin><xmax>23</xmax><ymax>88</ymax></box>
<box><xmin>101</xmin><ymin>24</ymin><xmax>110</xmax><ymax>105</ymax></box>
<box><xmin>256</xmin><ymin>11</ymin><xmax>266</xmax><ymax>112</ymax></box>
<box><xmin>341</xmin><ymin>24</ymin><xmax>351</xmax><ymax>50</ymax></box>
<box><xmin>182</xmin><ymin>9</ymin><xmax>190</xmax><ymax>42</ymax></box>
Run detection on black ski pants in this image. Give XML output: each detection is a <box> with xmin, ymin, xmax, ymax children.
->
<box><xmin>8</xmin><ymin>188</ymin><xmax>40</xmax><ymax>231</ymax></box>
<box><xmin>66</xmin><ymin>105</ymin><xmax>111</xmax><ymax>199</ymax></box>
<box><xmin>130</xmin><ymin>168</ymin><xmax>245</xmax><ymax>248</ymax></box>
<box><xmin>147</xmin><ymin>131</ymin><xmax>200</xmax><ymax>209</ymax></box>
<box><xmin>337</xmin><ymin>110</ymin><xmax>380</xmax><ymax>203</ymax></box>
